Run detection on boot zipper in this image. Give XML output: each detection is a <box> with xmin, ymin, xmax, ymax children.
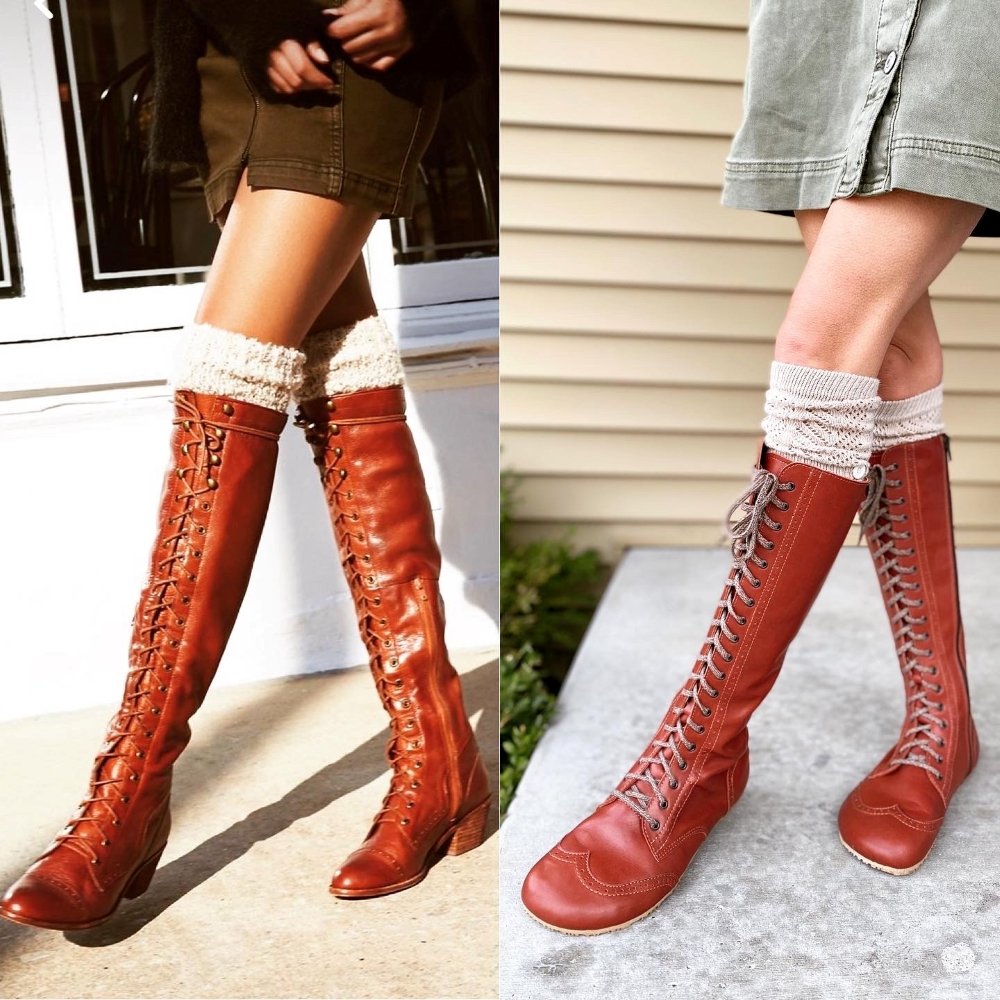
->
<box><xmin>416</xmin><ymin>580</ymin><xmax>461</xmax><ymax>816</ymax></box>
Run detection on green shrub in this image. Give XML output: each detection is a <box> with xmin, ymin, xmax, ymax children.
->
<box><xmin>499</xmin><ymin>473</ymin><xmax>605</xmax><ymax>817</ymax></box>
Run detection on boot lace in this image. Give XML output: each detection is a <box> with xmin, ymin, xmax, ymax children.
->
<box><xmin>860</xmin><ymin>464</ymin><xmax>946</xmax><ymax>780</ymax></box>
<box><xmin>297</xmin><ymin>406</ymin><xmax>423</xmax><ymax>827</ymax></box>
<box><xmin>613</xmin><ymin>468</ymin><xmax>794</xmax><ymax>829</ymax></box>
<box><xmin>58</xmin><ymin>394</ymin><xmax>224</xmax><ymax>861</ymax></box>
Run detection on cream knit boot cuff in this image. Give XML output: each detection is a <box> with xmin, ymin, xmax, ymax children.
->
<box><xmin>171</xmin><ymin>323</ymin><xmax>305</xmax><ymax>413</ymax></box>
<box><xmin>873</xmin><ymin>384</ymin><xmax>944</xmax><ymax>450</ymax></box>
<box><xmin>297</xmin><ymin>315</ymin><xmax>405</xmax><ymax>400</ymax></box>
<box><xmin>763</xmin><ymin>361</ymin><xmax>880</xmax><ymax>481</ymax></box>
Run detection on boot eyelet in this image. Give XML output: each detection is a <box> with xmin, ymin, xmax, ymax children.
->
<box><xmin>201</xmin><ymin>502</ymin><xmax>211</xmax><ymax>511</ymax></box>
<box><xmin>669</xmin><ymin>779</ymin><xmax>679</xmax><ymax>789</ymax></box>
<box><xmin>400</xmin><ymin>818</ymin><xmax>410</xmax><ymax>825</ymax></box>
<box><xmin>112</xmin><ymin>819</ymin><xmax>121</xmax><ymax>826</ymax></box>
<box><xmin>135</xmin><ymin>751</ymin><xmax>144</xmax><ymax>758</ymax></box>
<box><xmin>717</xmin><ymin>671</ymin><xmax>726</xmax><ymax>681</ymax></box>
<box><xmin>129</xmin><ymin>774</ymin><xmax>139</xmax><ymax>781</ymax></box>
<box><xmin>722</xmin><ymin>652</ymin><xmax>733</xmax><ymax>663</ymax></box>
<box><xmin>414</xmin><ymin>761</ymin><xmax>423</xmax><ymax>768</ymax></box>
<box><xmin>410</xmin><ymin>780</ymin><xmax>420</xmax><ymax>789</ymax></box>
<box><xmin>196</xmin><ymin>527</ymin><xmax>206</xmax><ymax>535</ymax></box>
<box><xmin>785</xmin><ymin>483</ymin><xmax>796</xmax><ymax>492</ymax></box>
<box><xmin>744</xmin><ymin>598</ymin><xmax>755</xmax><ymax>608</ymax></box>
<box><xmin>702</xmin><ymin>707</ymin><xmax>712</xmax><ymax>718</ymax></box>
<box><xmin>657</xmin><ymin>798</ymin><xmax>667</xmax><ymax>809</ymax></box>
<box><xmin>90</xmin><ymin>858</ymin><xmax>100</xmax><ymax>865</ymax></box>
<box><xmin>772</xmin><ymin>523</ymin><xmax>782</xmax><ymax>531</ymax></box>
<box><xmin>678</xmin><ymin>760</ymin><xmax>687</xmax><ymax>770</ymax></box>
<box><xmin>122</xmin><ymin>796</ymin><xmax>130</xmax><ymax>804</ymax></box>
<box><xmin>648</xmin><ymin>820</ymin><xmax>661</xmax><ymax>831</ymax></box>
<box><xmin>101</xmin><ymin>839</ymin><xmax>111</xmax><ymax>847</ymax></box>
<box><xmin>406</xmin><ymin>801</ymin><xmax>415</xmax><ymax>809</ymax></box>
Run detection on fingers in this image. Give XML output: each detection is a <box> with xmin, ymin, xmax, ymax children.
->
<box><xmin>267</xmin><ymin>39</ymin><xmax>334</xmax><ymax>93</ymax></box>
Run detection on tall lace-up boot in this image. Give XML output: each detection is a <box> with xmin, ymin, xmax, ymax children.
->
<box><xmin>295</xmin><ymin>316</ymin><xmax>490</xmax><ymax>899</ymax></box>
<box><xmin>0</xmin><ymin>325</ymin><xmax>303</xmax><ymax>930</ymax></box>
<box><xmin>838</xmin><ymin>432</ymin><xmax>977</xmax><ymax>874</ymax></box>
<box><xmin>521</xmin><ymin>361</ymin><xmax>879</xmax><ymax>934</ymax></box>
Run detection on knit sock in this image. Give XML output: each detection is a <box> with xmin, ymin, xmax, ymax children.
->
<box><xmin>298</xmin><ymin>315</ymin><xmax>405</xmax><ymax>400</ymax></box>
<box><xmin>872</xmin><ymin>384</ymin><xmax>944</xmax><ymax>450</ymax></box>
<box><xmin>763</xmin><ymin>361</ymin><xmax>880</xmax><ymax>480</ymax></box>
<box><xmin>172</xmin><ymin>322</ymin><xmax>305</xmax><ymax>412</ymax></box>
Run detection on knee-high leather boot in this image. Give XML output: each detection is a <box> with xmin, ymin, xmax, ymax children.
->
<box><xmin>0</xmin><ymin>391</ymin><xmax>287</xmax><ymax>929</ymax></box>
<box><xmin>838</xmin><ymin>434</ymin><xmax>978</xmax><ymax>873</ymax></box>
<box><xmin>521</xmin><ymin>448</ymin><xmax>865</xmax><ymax>934</ymax></box>
<box><xmin>296</xmin><ymin>386</ymin><xmax>490</xmax><ymax>898</ymax></box>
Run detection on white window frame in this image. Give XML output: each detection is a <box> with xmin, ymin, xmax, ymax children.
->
<box><xmin>0</xmin><ymin>0</ymin><xmax>497</xmax><ymax>392</ymax></box>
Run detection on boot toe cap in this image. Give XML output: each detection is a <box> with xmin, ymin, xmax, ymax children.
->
<box><xmin>330</xmin><ymin>849</ymin><xmax>412</xmax><ymax>897</ymax></box>
<box><xmin>838</xmin><ymin>788</ymin><xmax>940</xmax><ymax>874</ymax></box>
<box><xmin>1</xmin><ymin>872</ymin><xmax>93</xmax><ymax>929</ymax></box>
<box><xmin>521</xmin><ymin>846</ymin><xmax>671</xmax><ymax>934</ymax></box>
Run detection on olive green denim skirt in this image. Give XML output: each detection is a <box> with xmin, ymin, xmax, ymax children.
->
<box><xmin>196</xmin><ymin>43</ymin><xmax>443</xmax><ymax>222</ymax></box>
<box><xmin>722</xmin><ymin>1</ymin><xmax>1000</xmax><ymax>235</ymax></box>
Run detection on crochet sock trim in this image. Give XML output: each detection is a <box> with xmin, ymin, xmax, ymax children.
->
<box><xmin>298</xmin><ymin>315</ymin><xmax>405</xmax><ymax>400</ymax></box>
<box><xmin>763</xmin><ymin>361</ymin><xmax>880</xmax><ymax>481</ymax></box>
<box><xmin>171</xmin><ymin>322</ymin><xmax>305</xmax><ymax>413</ymax></box>
<box><xmin>873</xmin><ymin>384</ymin><xmax>944</xmax><ymax>450</ymax></box>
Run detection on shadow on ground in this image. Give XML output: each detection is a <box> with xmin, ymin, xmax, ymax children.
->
<box><xmin>0</xmin><ymin>659</ymin><xmax>496</xmax><ymax>952</ymax></box>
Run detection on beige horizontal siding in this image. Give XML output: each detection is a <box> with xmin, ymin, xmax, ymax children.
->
<box><xmin>500</xmin><ymin>4</ymin><xmax>1000</xmax><ymax>558</ymax></box>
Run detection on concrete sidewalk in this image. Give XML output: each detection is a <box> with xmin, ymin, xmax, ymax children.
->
<box><xmin>501</xmin><ymin>548</ymin><xmax>1000</xmax><ymax>1000</ymax></box>
<box><xmin>0</xmin><ymin>652</ymin><xmax>498</xmax><ymax>1000</ymax></box>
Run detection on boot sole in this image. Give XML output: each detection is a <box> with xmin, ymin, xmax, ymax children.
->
<box><xmin>838</xmin><ymin>834</ymin><xmax>926</xmax><ymax>876</ymax></box>
<box><xmin>522</xmin><ymin>885</ymin><xmax>677</xmax><ymax>936</ymax></box>
<box><xmin>330</xmin><ymin>797</ymin><xmax>491</xmax><ymax>900</ymax></box>
<box><xmin>0</xmin><ymin>845</ymin><xmax>165</xmax><ymax>931</ymax></box>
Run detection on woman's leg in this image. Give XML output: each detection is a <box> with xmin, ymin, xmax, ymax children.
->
<box><xmin>776</xmin><ymin>190</ymin><xmax>981</xmax><ymax>377</ymax></box>
<box><xmin>792</xmin><ymin>201</ymin><xmax>981</xmax><ymax>876</ymax></box>
<box><xmin>521</xmin><ymin>190</ymin><xmax>983</xmax><ymax>934</ymax></box>
<box><xmin>795</xmin><ymin>207</ymin><xmax>944</xmax><ymax>400</ymax></box>
<box><xmin>0</xmin><ymin>175</ymin><xmax>385</xmax><ymax>931</ymax></box>
<box><xmin>196</xmin><ymin>172</ymin><xmax>380</xmax><ymax>348</ymax></box>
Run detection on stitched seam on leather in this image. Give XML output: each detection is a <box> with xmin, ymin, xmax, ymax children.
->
<box><xmin>849</xmin><ymin>790</ymin><xmax>941</xmax><ymax>830</ymax></box>
<box><xmin>551</xmin><ymin>847</ymin><xmax>678</xmax><ymax>896</ymax></box>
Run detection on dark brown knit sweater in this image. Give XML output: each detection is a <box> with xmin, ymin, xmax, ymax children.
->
<box><xmin>149</xmin><ymin>0</ymin><xmax>477</xmax><ymax>170</ymax></box>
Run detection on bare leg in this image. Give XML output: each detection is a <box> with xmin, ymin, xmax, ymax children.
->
<box><xmin>306</xmin><ymin>254</ymin><xmax>378</xmax><ymax>335</ymax></box>
<box><xmin>196</xmin><ymin>172</ymin><xmax>380</xmax><ymax>349</ymax></box>
<box><xmin>778</xmin><ymin>191</ymin><xmax>982</xmax><ymax>378</ymax></box>
<box><xmin>795</xmin><ymin>207</ymin><xmax>945</xmax><ymax>400</ymax></box>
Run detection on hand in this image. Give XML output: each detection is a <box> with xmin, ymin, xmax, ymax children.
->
<box><xmin>266</xmin><ymin>39</ymin><xmax>335</xmax><ymax>94</ymax></box>
<box><xmin>324</xmin><ymin>0</ymin><xmax>414</xmax><ymax>72</ymax></box>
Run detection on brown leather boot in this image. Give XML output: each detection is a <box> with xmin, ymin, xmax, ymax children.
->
<box><xmin>296</xmin><ymin>386</ymin><xmax>490</xmax><ymax>898</ymax></box>
<box><xmin>521</xmin><ymin>448</ymin><xmax>865</xmax><ymax>934</ymax></box>
<box><xmin>0</xmin><ymin>391</ymin><xmax>287</xmax><ymax>930</ymax></box>
<box><xmin>838</xmin><ymin>434</ymin><xmax>978</xmax><ymax>874</ymax></box>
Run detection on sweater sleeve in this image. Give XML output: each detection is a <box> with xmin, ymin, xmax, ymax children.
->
<box><xmin>178</xmin><ymin>0</ymin><xmax>329</xmax><ymax>96</ymax></box>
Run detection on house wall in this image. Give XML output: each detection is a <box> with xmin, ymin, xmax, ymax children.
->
<box><xmin>500</xmin><ymin>0</ymin><xmax>1000</xmax><ymax>557</ymax></box>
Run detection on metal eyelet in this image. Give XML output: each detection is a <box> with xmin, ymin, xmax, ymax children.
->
<box><xmin>414</xmin><ymin>760</ymin><xmax>423</xmax><ymax>768</ymax></box>
<box><xmin>649</xmin><ymin>819</ymin><xmax>661</xmax><ymax>831</ymax></box>
<box><xmin>101</xmin><ymin>839</ymin><xmax>111</xmax><ymax>847</ymax></box>
<box><xmin>657</xmin><ymin>798</ymin><xmax>667</xmax><ymax>809</ymax></box>
<box><xmin>222</xmin><ymin>402</ymin><xmax>234</xmax><ymax>416</ymax></box>
<box><xmin>400</xmin><ymin>818</ymin><xmax>410</xmax><ymax>825</ymax></box>
<box><xmin>702</xmin><ymin>707</ymin><xmax>712</xmax><ymax>718</ymax></box>
<box><xmin>90</xmin><ymin>858</ymin><xmax>100</xmax><ymax>865</ymax></box>
<box><xmin>678</xmin><ymin>760</ymin><xmax>688</xmax><ymax>770</ymax></box>
<box><xmin>669</xmin><ymin>778</ymin><xmax>679</xmax><ymax>789</ymax></box>
<box><xmin>129</xmin><ymin>774</ymin><xmax>139</xmax><ymax>781</ymax></box>
<box><xmin>406</xmin><ymin>801</ymin><xmax>415</xmax><ymax>809</ymax></box>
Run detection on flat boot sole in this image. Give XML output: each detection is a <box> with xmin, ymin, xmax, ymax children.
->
<box><xmin>522</xmin><ymin>883</ymin><xmax>677</xmax><ymax>936</ymax></box>
<box><xmin>838</xmin><ymin>834</ymin><xmax>927</xmax><ymax>876</ymax></box>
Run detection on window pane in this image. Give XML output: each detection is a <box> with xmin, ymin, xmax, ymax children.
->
<box><xmin>0</xmin><ymin>91</ymin><xmax>22</xmax><ymax>300</ymax></box>
<box><xmin>51</xmin><ymin>0</ymin><xmax>218</xmax><ymax>291</ymax></box>
<box><xmin>391</xmin><ymin>1</ymin><xmax>498</xmax><ymax>266</ymax></box>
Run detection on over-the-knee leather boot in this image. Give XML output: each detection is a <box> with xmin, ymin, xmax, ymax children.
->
<box><xmin>296</xmin><ymin>386</ymin><xmax>490</xmax><ymax>898</ymax></box>
<box><xmin>838</xmin><ymin>434</ymin><xmax>978</xmax><ymax>874</ymax></box>
<box><xmin>0</xmin><ymin>392</ymin><xmax>287</xmax><ymax>929</ymax></box>
<box><xmin>520</xmin><ymin>449</ymin><xmax>865</xmax><ymax>934</ymax></box>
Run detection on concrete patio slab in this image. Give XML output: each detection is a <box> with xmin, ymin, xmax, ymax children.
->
<box><xmin>0</xmin><ymin>651</ymin><xmax>498</xmax><ymax>1000</ymax></box>
<box><xmin>501</xmin><ymin>548</ymin><xmax>999</xmax><ymax>1000</ymax></box>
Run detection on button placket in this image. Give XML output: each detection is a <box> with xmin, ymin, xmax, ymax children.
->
<box><xmin>835</xmin><ymin>0</ymin><xmax>919</xmax><ymax>197</ymax></box>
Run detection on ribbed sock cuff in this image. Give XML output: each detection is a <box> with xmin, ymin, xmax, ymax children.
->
<box><xmin>171</xmin><ymin>323</ymin><xmax>305</xmax><ymax>413</ymax></box>
<box><xmin>873</xmin><ymin>384</ymin><xmax>944</xmax><ymax>450</ymax></box>
<box><xmin>763</xmin><ymin>361</ymin><xmax>880</xmax><ymax>480</ymax></box>
<box><xmin>298</xmin><ymin>315</ymin><xmax>405</xmax><ymax>400</ymax></box>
